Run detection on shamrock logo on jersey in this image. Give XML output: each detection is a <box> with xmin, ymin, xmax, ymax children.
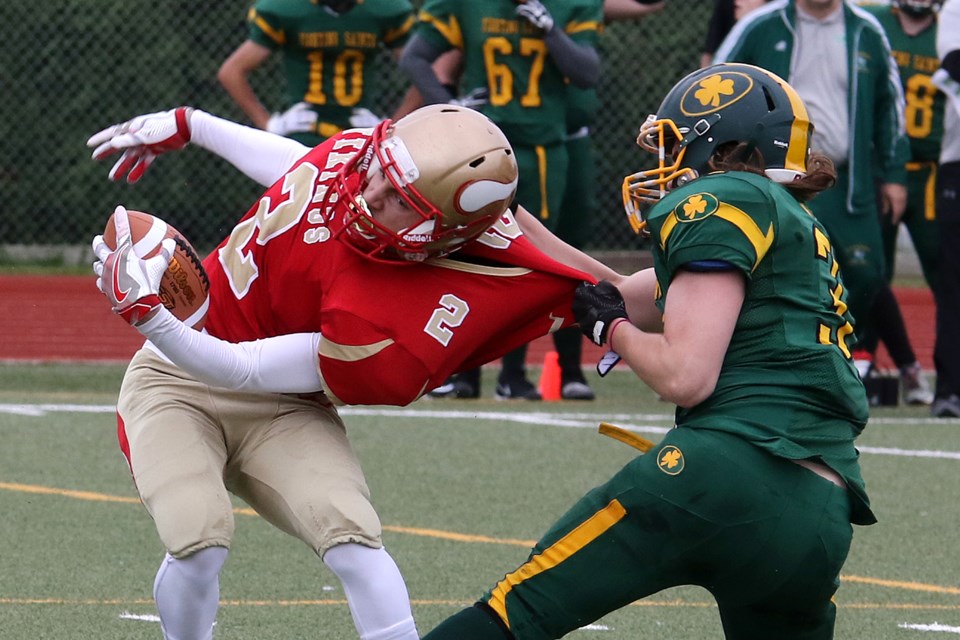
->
<box><xmin>675</xmin><ymin>193</ymin><xmax>719</xmax><ymax>222</ymax></box>
<box><xmin>657</xmin><ymin>445</ymin><xmax>685</xmax><ymax>475</ymax></box>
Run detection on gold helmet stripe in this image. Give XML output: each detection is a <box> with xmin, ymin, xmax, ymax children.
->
<box><xmin>752</xmin><ymin>67</ymin><xmax>811</xmax><ymax>175</ymax></box>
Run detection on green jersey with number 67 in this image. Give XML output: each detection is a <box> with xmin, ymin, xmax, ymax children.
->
<box><xmin>646</xmin><ymin>171</ymin><xmax>873</xmax><ymax>524</ymax></box>
<box><xmin>248</xmin><ymin>0</ymin><xmax>414</xmax><ymax>132</ymax></box>
<box><xmin>415</xmin><ymin>0</ymin><xmax>602</xmax><ymax>146</ymax></box>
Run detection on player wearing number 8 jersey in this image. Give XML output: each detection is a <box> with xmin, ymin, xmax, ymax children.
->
<box><xmin>86</xmin><ymin>104</ymin><xmax>618</xmax><ymax>640</ymax></box>
<box><xmin>422</xmin><ymin>64</ymin><xmax>874</xmax><ymax>640</ymax></box>
<box><xmin>857</xmin><ymin>0</ymin><xmax>942</xmax><ymax>404</ymax></box>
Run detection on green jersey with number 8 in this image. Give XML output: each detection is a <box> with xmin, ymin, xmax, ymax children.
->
<box><xmin>862</xmin><ymin>3</ymin><xmax>944</xmax><ymax>163</ymax></box>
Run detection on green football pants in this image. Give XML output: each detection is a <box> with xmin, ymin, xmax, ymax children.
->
<box><xmin>424</xmin><ymin>428</ymin><xmax>854</xmax><ymax>640</ymax></box>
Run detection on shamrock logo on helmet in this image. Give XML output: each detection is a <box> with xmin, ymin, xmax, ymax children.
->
<box><xmin>680</xmin><ymin>72</ymin><xmax>755</xmax><ymax>117</ymax></box>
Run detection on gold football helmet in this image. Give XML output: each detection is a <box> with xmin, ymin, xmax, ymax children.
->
<box><xmin>335</xmin><ymin>105</ymin><xmax>519</xmax><ymax>262</ymax></box>
<box><xmin>622</xmin><ymin>63</ymin><xmax>813</xmax><ymax>234</ymax></box>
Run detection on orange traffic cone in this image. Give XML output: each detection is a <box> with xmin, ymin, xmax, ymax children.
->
<box><xmin>538</xmin><ymin>350</ymin><xmax>562</xmax><ymax>401</ymax></box>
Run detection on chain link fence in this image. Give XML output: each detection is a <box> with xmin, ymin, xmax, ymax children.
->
<box><xmin>1</xmin><ymin>0</ymin><xmax>711</xmax><ymax>263</ymax></box>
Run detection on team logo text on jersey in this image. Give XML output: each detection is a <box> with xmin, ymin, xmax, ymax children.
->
<box><xmin>674</xmin><ymin>193</ymin><xmax>719</xmax><ymax>222</ymax></box>
<box><xmin>657</xmin><ymin>445</ymin><xmax>685</xmax><ymax>475</ymax></box>
<box><xmin>680</xmin><ymin>72</ymin><xmax>754</xmax><ymax>117</ymax></box>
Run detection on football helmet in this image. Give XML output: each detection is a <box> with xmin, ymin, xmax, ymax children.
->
<box><xmin>894</xmin><ymin>0</ymin><xmax>942</xmax><ymax>17</ymax></box>
<box><xmin>334</xmin><ymin>104</ymin><xmax>519</xmax><ymax>262</ymax></box>
<box><xmin>622</xmin><ymin>63</ymin><xmax>813</xmax><ymax>234</ymax></box>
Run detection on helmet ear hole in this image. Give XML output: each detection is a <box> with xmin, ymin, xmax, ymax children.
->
<box><xmin>761</xmin><ymin>85</ymin><xmax>776</xmax><ymax>111</ymax></box>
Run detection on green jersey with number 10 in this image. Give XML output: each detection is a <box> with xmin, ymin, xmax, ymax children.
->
<box><xmin>248</xmin><ymin>0</ymin><xmax>414</xmax><ymax>130</ymax></box>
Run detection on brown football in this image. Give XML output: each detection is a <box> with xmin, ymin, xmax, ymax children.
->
<box><xmin>102</xmin><ymin>209</ymin><xmax>209</xmax><ymax>329</ymax></box>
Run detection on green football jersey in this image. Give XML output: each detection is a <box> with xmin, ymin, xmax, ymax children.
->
<box><xmin>645</xmin><ymin>171</ymin><xmax>873</xmax><ymax>524</ymax></box>
<box><xmin>415</xmin><ymin>0</ymin><xmax>603</xmax><ymax>146</ymax></box>
<box><xmin>566</xmin><ymin>85</ymin><xmax>599</xmax><ymax>131</ymax></box>
<box><xmin>862</xmin><ymin>4</ymin><xmax>944</xmax><ymax>162</ymax></box>
<box><xmin>248</xmin><ymin>0</ymin><xmax>414</xmax><ymax>131</ymax></box>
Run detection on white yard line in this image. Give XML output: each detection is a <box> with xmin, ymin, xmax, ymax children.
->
<box><xmin>899</xmin><ymin>622</ymin><xmax>960</xmax><ymax>633</ymax></box>
<box><xmin>4</xmin><ymin>404</ymin><xmax>960</xmax><ymax>460</ymax></box>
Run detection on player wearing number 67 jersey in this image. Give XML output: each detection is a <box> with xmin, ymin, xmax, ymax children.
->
<box><xmin>400</xmin><ymin>0</ymin><xmax>605</xmax><ymax>399</ymax></box>
<box><xmin>422</xmin><ymin>65</ymin><xmax>875</xmax><ymax>640</ymax></box>
<box><xmin>86</xmin><ymin>104</ymin><xmax>617</xmax><ymax>640</ymax></box>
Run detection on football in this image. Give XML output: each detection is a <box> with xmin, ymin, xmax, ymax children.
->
<box><xmin>102</xmin><ymin>209</ymin><xmax>209</xmax><ymax>329</ymax></box>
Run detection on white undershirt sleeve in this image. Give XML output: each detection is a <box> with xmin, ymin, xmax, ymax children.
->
<box><xmin>136</xmin><ymin>308</ymin><xmax>324</xmax><ymax>393</ymax></box>
<box><xmin>188</xmin><ymin>110</ymin><xmax>312</xmax><ymax>187</ymax></box>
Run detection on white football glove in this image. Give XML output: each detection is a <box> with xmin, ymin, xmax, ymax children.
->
<box><xmin>87</xmin><ymin>107</ymin><xmax>193</xmax><ymax>183</ymax></box>
<box><xmin>266</xmin><ymin>102</ymin><xmax>318</xmax><ymax>136</ymax></box>
<box><xmin>449</xmin><ymin>87</ymin><xmax>490</xmax><ymax>110</ymax></box>
<box><xmin>515</xmin><ymin>0</ymin><xmax>554</xmax><ymax>32</ymax></box>
<box><xmin>349</xmin><ymin>107</ymin><xmax>385</xmax><ymax>128</ymax></box>
<box><xmin>92</xmin><ymin>205</ymin><xmax>175</xmax><ymax>326</ymax></box>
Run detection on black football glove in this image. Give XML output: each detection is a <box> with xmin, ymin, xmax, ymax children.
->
<box><xmin>572</xmin><ymin>281</ymin><xmax>629</xmax><ymax>346</ymax></box>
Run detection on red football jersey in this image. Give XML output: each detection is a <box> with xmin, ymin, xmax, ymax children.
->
<box><xmin>202</xmin><ymin>130</ymin><xmax>593</xmax><ymax>406</ymax></box>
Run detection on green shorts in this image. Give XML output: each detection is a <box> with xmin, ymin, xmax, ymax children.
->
<box><xmin>482</xmin><ymin>427</ymin><xmax>854</xmax><ymax>640</ymax></box>
<box><xmin>513</xmin><ymin>140</ymin><xmax>569</xmax><ymax>233</ymax></box>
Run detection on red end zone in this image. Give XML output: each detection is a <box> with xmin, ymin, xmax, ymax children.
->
<box><xmin>0</xmin><ymin>274</ymin><xmax>936</xmax><ymax>371</ymax></box>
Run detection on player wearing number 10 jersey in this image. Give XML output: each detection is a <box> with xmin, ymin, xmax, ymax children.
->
<box><xmin>220</xmin><ymin>0</ymin><xmax>415</xmax><ymax>145</ymax></box>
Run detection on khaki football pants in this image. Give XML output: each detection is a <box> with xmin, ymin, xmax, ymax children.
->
<box><xmin>117</xmin><ymin>348</ymin><xmax>382</xmax><ymax>558</ymax></box>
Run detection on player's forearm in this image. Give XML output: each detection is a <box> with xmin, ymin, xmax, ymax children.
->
<box><xmin>399</xmin><ymin>36</ymin><xmax>456</xmax><ymax>105</ymax></box>
<box><xmin>603</xmin><ymin>0</ymin><xmax>666</xmax><ymax>22</ymax></box>
<box><xmin>543</xmin><ymin>29</ymin><xmax>600</xmax><ymax>88</ymax></box>
<box><xmin>137</xmin><ymin>308</ymin><xmax>324</xmax><ymax>393</ymax></box>
<box><xmin>615</xmin><ymin>268</ymin><xmax>663</xmax><ymax>333</ymax></box>
<box><xmin>189</xmin><ymin>110</ymin><xmax>310</xmax><ymax>186</ymax></box>
<box><xmin>217</xmin><ymin>72</ymin><xmax>272</xmax><ymax>130</ymax></box>
<box><xmin>514</xmin><ymin>206</ymin><xmax>621</xmax><ymax>282</ymax></box>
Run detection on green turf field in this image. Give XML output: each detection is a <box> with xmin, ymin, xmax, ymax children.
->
<box><xmin>1</xmin><ymin>363</ymin><xmax>958</xmax><ymax>639</ymax></box>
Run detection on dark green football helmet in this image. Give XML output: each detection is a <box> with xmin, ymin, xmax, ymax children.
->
<box><xmin>622</xmin><ymin>63</ymin><xmax>813</xmax><ymax>234</ymax></box>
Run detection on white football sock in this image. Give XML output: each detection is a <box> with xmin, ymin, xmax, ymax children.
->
<box><xmin>323</xmin><ymin>543</ymin><xmax>419</xmax><ymax>640</ymax></box>
<box><xmin>153</xmin><ymin>546</ymin><xmax>228</xmax><ymax>640</ymax></box>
